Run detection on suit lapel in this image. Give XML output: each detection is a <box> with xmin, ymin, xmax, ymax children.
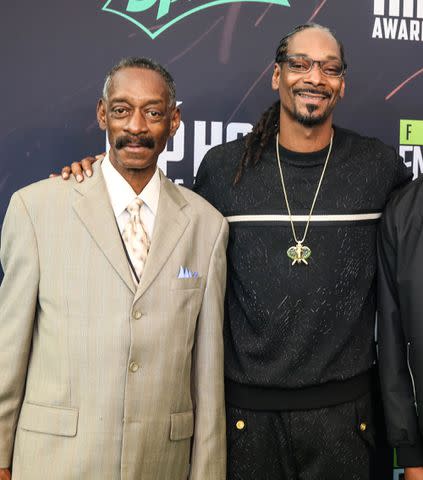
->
<box><xmin>134</xmin><ymin>171</ymin><xmax>189</xmax><ymax>301</ymax></box>
<box><xmin>72</xmin><ymin>163</ymin><xmax>136</xmax><ymax>294</ymax></box>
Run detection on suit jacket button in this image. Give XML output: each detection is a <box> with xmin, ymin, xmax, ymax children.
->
<box><xmin>129</xmin><ymin>361</ymin><xmax>140</xmax><ymax>372</ymax></box>
<box><xmin>133</xmin><ymin>310</ymin><xmax>142</xmax><ymax>320</ymax></box>
<box><xmin>359</xmin><ymin>422</ymin><xmax>367</xmax><ymax>432</ymax></box>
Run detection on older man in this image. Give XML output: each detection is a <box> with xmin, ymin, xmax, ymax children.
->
<box><xmin>0</xmin><ymin>57</ymin><xmax>228</xmax><ymax>480</ymax></box>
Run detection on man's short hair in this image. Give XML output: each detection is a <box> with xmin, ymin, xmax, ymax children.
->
<box><xmin>102</xmin><ymin>57</ymin><xmax>177</xmax><ymax>108</ymax></box>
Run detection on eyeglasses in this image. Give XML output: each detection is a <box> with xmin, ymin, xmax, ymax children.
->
<box><xmin>278</xmin><ymin>54</ymin><xmax>346</xmax><ymax>78</ymax></box>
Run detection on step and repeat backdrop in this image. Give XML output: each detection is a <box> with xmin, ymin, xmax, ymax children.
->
<box><xmin>1</xmin><ymin>1</ymin><xmax>423</xmax><ymax>477</ymax></box>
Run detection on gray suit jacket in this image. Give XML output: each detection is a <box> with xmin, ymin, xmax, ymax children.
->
<box><xmin>0</xmin><ymin>162</ymin><xmax>228</xmax><ymax>479</ymax></box>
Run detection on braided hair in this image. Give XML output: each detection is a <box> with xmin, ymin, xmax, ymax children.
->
<box><xmin>234</xmin><ymin>23</ymin><xmax>346</xmax><ymax>184</ymax></box>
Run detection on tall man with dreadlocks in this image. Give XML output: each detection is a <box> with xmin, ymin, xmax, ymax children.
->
<box><xmin>60</xmin><ymin>24</ymin><xmax>410</xmax><ymax>480</ymax></box>
<box><xmin>193</xmin><ymin>24</ymin><xmax>410</xmax><ymax>479</ymax></box>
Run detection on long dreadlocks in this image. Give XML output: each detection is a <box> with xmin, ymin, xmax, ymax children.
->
<box><xmin>234</xmin><ymin>23</ymin><xmax>346</xmax><ymax>184</ymax></box>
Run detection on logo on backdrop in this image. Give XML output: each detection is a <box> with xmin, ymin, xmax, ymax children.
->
<box><xmin>158</xmin><ymin>116</ymin><xmax>252</xmax><ymax>183</ymax></box>
<box><xmin>102</xmin><ymin>0</ymin><xmax>290</xmax><ymax>38</ymax></box>
<box><xmin>399</xmin><ymin>119</ymin><xmax>423</xmax><ymax>178</ymax></box>
<box><xmin>372</xmin><ymin>0</ymin><xmax>423</xmax><ymax>40</ymax></box>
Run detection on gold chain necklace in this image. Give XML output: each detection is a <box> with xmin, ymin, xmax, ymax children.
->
<box><xmin>275</xmin><ymin>131</ymin><xmax>333</xmax><ymax>265</ymax></box>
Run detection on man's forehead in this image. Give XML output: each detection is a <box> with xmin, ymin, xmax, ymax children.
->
<box><xmin>287</xmin><ymin>28</ymin><xmax>341</xmax><ymax>59</ymax></box>
<box><xmin>108</xmin><ymin>67</ymin><xmax>169</xmax><ymax>102</ymax></box>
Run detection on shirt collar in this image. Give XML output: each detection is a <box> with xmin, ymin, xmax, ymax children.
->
<box><xmin>101</xmin><ymin>153</ymin><xmax>161</xmax><ymax>218</ymax></box>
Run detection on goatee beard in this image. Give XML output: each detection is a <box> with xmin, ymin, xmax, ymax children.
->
<box><xmin>294</xmin><ymin>104</ymin><xmax>330</xmax><ymax>127</ymax></box>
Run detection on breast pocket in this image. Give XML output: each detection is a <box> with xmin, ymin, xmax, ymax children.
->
<box><xmin>170</xmin><ymin>277</ymin><xmax>203</xmax><ymax>291</ymax></box>
<box><xmin>168</xmin><ymin>278</ymin><xmax>204</xmax><ymax>343</ymax></box>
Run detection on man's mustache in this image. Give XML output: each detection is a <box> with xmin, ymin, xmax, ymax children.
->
<box><xmin>293</xmin><ymin>88</ymin><xmax>331</xmax><ymax>98</ymax></box>
<box><xmin>115</xmin><ymin>135</ymin><xmax>155</xmax><ymax>150</ymax></box>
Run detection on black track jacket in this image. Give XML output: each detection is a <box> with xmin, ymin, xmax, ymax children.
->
<box><xmin>378</xmin><ymin>174</ymin><xmax>423</xmax><ymax>467</ymax></box>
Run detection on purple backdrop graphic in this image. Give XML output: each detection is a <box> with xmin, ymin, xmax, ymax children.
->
<box><xmin>1</xmin><ymin>1</ymin><xmax>423</xmax><ymax>477</ymax></box>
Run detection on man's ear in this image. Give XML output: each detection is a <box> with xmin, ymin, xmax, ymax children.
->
<box><xmin>97</xmin><ymin>99</ymin><xmax>107</xmax><ymax>131</ymax></box>
<box><xmin>271</xmin><ymin>64</ymin><xmax>281</xmax><ymax>91</ymax></box>
<box><xmin>339</xmin><ymin>77</ymin><xmax>346</xmax><ymax>99</ymax></box>
<box><xmin>169</xmin><ymin>107</ymin><xmax>181</xmax><ymax>138</ymax></box>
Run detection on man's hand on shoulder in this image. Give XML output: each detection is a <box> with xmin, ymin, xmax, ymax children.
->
<box><xmin>0</xmin><ymin>468</ymin><xmax>11</xmax><ymax>480</ymax></box>
<box><xmin>405</xmin><ymin>467</ymin><xmax>423</xmax><ymax>479</ymax></box>
<box><xmin>49</xmin><ymin>154</ymin><xmax>105</xmax><ymax>182</ymax></box>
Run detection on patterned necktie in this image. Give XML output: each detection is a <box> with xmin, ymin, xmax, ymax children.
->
<box><xmin>122</xmin><ymin>198</ymin><xmax>150</xmax><ymax>282</ymax></box>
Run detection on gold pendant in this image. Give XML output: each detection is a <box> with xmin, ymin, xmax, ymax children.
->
<box><xmin>287</xmin><ymin>243</ymin><xmax>311</xmax><ymax>265</ymax></box>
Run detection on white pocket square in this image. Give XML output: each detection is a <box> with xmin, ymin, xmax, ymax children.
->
<box><xmin>178</xmin><ymin>266</ymin><xmax>199</xmax><ymax>279</ymax></box>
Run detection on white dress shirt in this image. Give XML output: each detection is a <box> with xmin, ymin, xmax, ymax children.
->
<box><xmin>101</xmin><ymin>154</ymin><xmax>160</xmax><ymax>241</ymax></box>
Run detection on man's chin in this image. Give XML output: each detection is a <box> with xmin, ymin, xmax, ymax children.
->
<box><xmin>124</xmin><ymin>152</ymin><xmax>149</xmax><ymax>161</ymax></box>
<box><xmin>294</xmin><ymin>109</ymin><xmax>329</xmax><ymax>127</ymax></box>
<box><xmin>111</xmin><ymin>154</ymin><xmax>154</xmax><ymax>171</ymax></box>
